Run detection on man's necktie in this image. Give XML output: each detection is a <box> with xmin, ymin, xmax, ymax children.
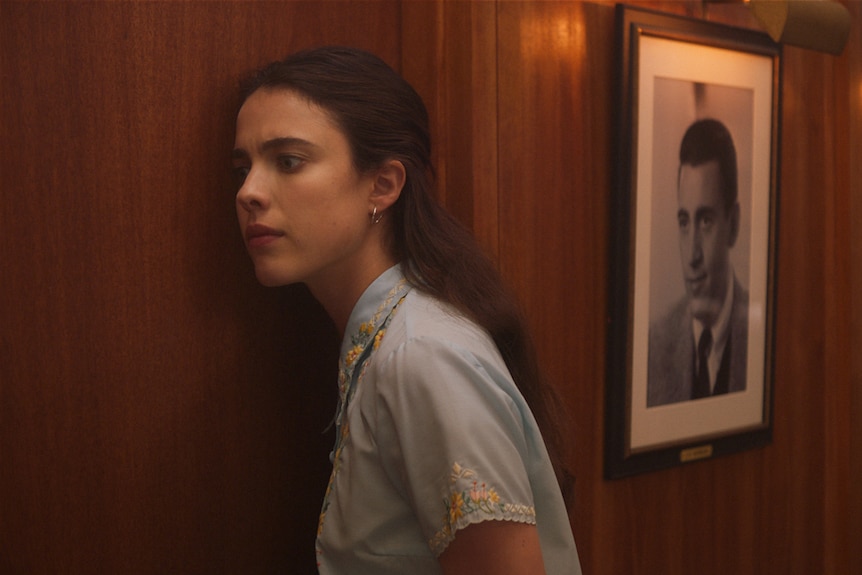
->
<box><xmin>692</xmin><ymin>328</ymin><xmax>712</xmax><ymax>399</ymax></box>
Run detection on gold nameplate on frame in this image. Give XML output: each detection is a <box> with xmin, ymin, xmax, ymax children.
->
<box><xmin>680</xmin><ymin>445</ymin><xmax>714</xmax><ymax>463</ymax></box>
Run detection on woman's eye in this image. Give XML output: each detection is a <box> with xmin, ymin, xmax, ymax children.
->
<box><xmin>277</xmin><ymin>155</ymin><xmax>303</xmax><ymax>172</ymax></box>
<box><xmin>232</xmin><ymin>166</ymin><xmax>250</xmax><ymax>186</ymax></box>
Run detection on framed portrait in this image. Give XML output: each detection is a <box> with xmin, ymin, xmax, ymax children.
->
<box><xmin>605</xmin><ymin>5</ymin><xmax>781</xmax><ymax>479</ymax></box>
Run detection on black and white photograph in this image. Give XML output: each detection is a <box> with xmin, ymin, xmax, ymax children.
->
<box><xmin>606</xmin><ymin>6</ymin><xmax>781</xmax><ymax>478</ymax></box>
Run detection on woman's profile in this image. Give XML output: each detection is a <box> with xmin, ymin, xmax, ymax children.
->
<box><xmin>230</xmin><ymin>46</ymin><xmax>581</xmax><ymax>574</ymax></box>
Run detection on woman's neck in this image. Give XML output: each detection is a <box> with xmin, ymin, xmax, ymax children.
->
<box><xmin>307</xmin><ymin>255</ymin><xmax>398</xmax><ymax>337</ymax></box>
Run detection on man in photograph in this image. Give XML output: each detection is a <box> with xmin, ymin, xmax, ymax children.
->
<box><xmin>647</xmin><ymin>118</ymin><xmax>749</xmax><ymax>407</ymax></box>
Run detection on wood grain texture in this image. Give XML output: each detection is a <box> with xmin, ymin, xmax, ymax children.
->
<box><xmin>0</xmin><ymin>2</ymin><xmax>398</xmax><ymax>572</ymax></box>
<box><xmin>473</xmin><ymin>1</ymin><xmax>861</xmax><ymax>574</ymax></box>
<box><xmin>848</xmin><ymin>8</ymin><xmax>862</xmax><ymax>573</ymax></box>
<box><xmin>401</xmin><ymin>0</ymin><xmax>500</xmax><ymax>259</ymax></box>
<box><xmin>821</xmin><ymin>3</ymin><xmax>862</xmax><ymax>573</ymax></box>
<box><xmin>494</xmin><ymin>5</ymin><xmax>614</xmax><ymax>571</ymax></box>
<box><xmin>1</xmin><ymin>1</ymin><xmax>860</xmax><ymax>573</ymax></box>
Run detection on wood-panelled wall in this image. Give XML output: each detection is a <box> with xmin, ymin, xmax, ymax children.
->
<box><xmin>0</xmin><ymin>2</ymin><xmax>398</xmax><ymax>572</ymax></box>
<box><xmin>2</xmin><ymin>1</ymin><xmax>860</xmax><ymax>573</ymax></box>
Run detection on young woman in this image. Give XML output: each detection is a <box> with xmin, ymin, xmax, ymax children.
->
<box><xmin>231</xmin><ymin>46</ymin><xmax>581</xmax><ymax>575</ymax></box>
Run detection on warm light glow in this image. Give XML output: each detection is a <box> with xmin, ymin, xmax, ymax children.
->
<box><xmin>519</xmin><ymin>12</ymin><xmax>587</xmax><ymax>62</ymax></box>
<box><xmin>551</xmin><ymin>17</ymin><xmax>581</xmax><ymax>53</ymax></box>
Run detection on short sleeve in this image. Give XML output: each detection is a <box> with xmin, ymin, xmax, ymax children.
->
<box><xmin>370</xmin><ymin>335</ymin><xmax>538</xmax><ymax>556</ymax></box>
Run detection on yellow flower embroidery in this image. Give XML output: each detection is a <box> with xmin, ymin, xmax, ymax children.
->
<box><xmin>430</xmin><ymin>462</ymin><xmax>536</xmax><ymax>555</ymax></box>
<box><xmin>373</xmin><ymin>328</ymin><xmax>386</xmax><ymax>350</ymax></box>
<box><xmin>442</xmin><ymin>466</ymin><xmax>505</xmax><ymax>527</ymax></box>
<box><xmin>317</xmin><ymin>512</ymin><xmax>326</xmax><ymax>537</ymax></box>
<box><xmin>317</xmin><ymin>281</ymin><xmax>408</xmax><ymax>548</ymax></box>
<box><xmin>449</xmin><ymin>492</ymin><xmax>464</xmax><ymax>523</ymax></box>
<box><xmin>345</xmin><ymin>345</ymin><xmax>363</xmax><ymax>367</ymax></box>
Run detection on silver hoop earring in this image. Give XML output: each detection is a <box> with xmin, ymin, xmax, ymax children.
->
<box><xmin>371</xmin><ymin>205</ymin><xmax>383</xmax><ymax>224</ymax></box>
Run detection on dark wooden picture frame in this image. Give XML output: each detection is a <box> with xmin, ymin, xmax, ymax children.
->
<box><xmin>605</xmin><ymin>5</ymin><xmax>781</xmax><ymax>479</ymax></box>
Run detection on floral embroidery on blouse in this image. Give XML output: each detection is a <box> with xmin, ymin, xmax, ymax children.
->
<box><xmin>429</xmin><ymin>462</ymin><xmax>537</xmax><ymax>555</ymax></box>
<box><xmin>316</xmin><ymin>278</ymin><xmax>409</xmax><ymax>558</ymax></box>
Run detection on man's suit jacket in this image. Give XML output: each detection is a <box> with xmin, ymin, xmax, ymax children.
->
<box><xmin>647</xmin><ymin>278</ymin><xmax>749</xmax><ymax>407</ymax></box>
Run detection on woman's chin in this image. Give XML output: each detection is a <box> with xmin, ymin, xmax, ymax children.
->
<box><xmin>254</xmin><ymin>266</ymin><xmax>293</xmax><ymax>288</ymax></box>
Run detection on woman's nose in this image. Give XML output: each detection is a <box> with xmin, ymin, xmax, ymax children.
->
<box><xmin>236</xmin><ymin>169</ymin><xmax>269</xmax><ymax>212</ymax></box>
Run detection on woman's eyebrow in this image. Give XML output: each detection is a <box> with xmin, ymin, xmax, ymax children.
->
<box><xmin>232</xmin><ymin>136</ymin><xmax>318</xmax><ymax>160</ymax></box>
<box><xmin>261</xmin><ymin>136</ymin><xmax>316</xmax><ymax>152</ymax></box>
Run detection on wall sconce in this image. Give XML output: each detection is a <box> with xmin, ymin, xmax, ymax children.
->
<box><xmin>746</xmin><ymin>0</ymin><xmax>852</xmax><ymax>55</ymax></box>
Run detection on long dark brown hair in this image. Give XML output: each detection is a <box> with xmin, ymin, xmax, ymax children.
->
<box><xmin>239</xmin><ymin>46</ymin><xmax>574</xmax><ymax>505</ymax></box>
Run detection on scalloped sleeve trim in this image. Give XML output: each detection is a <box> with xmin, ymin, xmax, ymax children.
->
<box><xmin>428</xmin><ymin>462</ymin><xmax>537</xmax><ymax>556</ymax></box>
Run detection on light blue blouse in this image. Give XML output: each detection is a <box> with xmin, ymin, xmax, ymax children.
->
<box><xmin>315</xmin><ymin>265</ymin><xmax>581</xmax><ymax>574</ymax></box>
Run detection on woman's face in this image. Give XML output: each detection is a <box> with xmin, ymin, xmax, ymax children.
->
<box><xmin>232</xmin><ymin>89</ymin><xmax>377</xmax><ymax>290</ymax></box>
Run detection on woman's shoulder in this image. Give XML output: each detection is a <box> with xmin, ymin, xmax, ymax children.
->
<box><xmin>366</xmin><ymin>288</ymin><xmax>508</xmax><ymax>384</ymax></box>
<box><xmin>391</xmin><ymin>289</ymin><xmax>493</xmax><ymax>350</ymax></box>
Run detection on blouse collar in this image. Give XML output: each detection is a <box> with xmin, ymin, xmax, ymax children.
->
<box><xmin>338</xmin><ymin>263</ymin><xmax>408</xmax><ymax>368</ymax></box>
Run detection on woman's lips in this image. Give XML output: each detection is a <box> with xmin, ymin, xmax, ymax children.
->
<box><xmin>245</xmin><ymin>223</ymin><xmax>284</xmax><ymax>248</ymax></box>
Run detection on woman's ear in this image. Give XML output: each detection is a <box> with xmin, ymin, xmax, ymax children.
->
<box><xmin>370</xmin><ymin>159</ymin><xmax>406</xmax><ymax>212</ymax></box>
